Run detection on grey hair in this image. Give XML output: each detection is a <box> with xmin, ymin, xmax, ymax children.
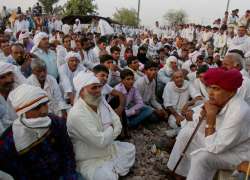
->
<box><xmin>30</xmin><ymin>58</ymin><xmax>47</xmax><ymax>70</ymax></box>
<box><xmin>225</xmin><ymin>52</ymin><xmax>245</xmax><ymax>70</ymax></box>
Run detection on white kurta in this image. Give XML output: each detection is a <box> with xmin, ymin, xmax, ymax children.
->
<box><xmin>67</xmin><ymin>98</ymin><xmax>135</xmax><ymax>180</ymax></box>
<box><xmin>167</xmin><ymin>94</ymin><xmax>250</xmax><ymax>180</ymax></box>
<box><xmin>59</xmin><ymin>64</ymin><xmax>87</xmax><ymax>97</ymax></box>
<box><xmin>26</xmin><ymin>74</ymin><xmax>69</xmax><ymax>116</ymax></box>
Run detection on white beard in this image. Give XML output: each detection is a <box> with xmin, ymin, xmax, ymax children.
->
<box><xmin>83</xmin><ymin>91</ymin><xmax>102</xmax><ymax>107</ymax></box>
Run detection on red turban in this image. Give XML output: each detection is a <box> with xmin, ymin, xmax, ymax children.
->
<box><xmin>203</xmin><ymin>68</ymin><xmax>243</xmax><ymax>91</ymax></box>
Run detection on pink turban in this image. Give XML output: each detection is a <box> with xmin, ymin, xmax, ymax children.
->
<box><xmin>203</xmin><ymin>68</ymin><xmax>243</xmax><ymax>91</ymax></box>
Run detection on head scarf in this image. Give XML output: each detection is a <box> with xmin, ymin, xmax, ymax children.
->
<box><xmin>164</xmin><ymin>56</ymin><xmax>178</xmax><ymax>76</ymax></box>
<box><xmin>9</xmin><ymin>84</ymin><xmax>51</xmax><ymax>152</ymax></box>
<box><xmin>65</xmin><ymin>51</ymin><xmax>81</xmax><ymax>63</ymax></box>
<box><xmin>203</xmin><ymin>68</ymin><xmax>243</xmax><ymax>91</ymax></box>
<box><xmin>9</xmin><ymin>84</ymin><xmax>49</xmax><ymax>116</ymax></box>
<box><xmin>73</xmin><ymin>71</ymin><xmax>100</xmax><ymax>99</ymax></box>
<box><xmin>31</xmin><ymin>32</ymin><xmax>48</xmax><ymax>53</ymax></box>
<box><xmin>0</xmin><ymin>62</ymin><xmax>26</xmax><ymax>86</ymax></box>
<box><xmin>18</xmin><ymin>31</ymin><xmax>30</xmax><ymax>43</ymax></box>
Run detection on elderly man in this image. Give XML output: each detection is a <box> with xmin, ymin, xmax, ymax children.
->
<box><xmin>0</xmin><ymin>84</ymin><xmax>79</xmax><ymax>179</ymax></box>
<box><xmin>222</xmin><ymin>52</ymin><xmax>250</xmax><ymax>105</ymax></box>
<box><xmin>27</xmin><ymin>58</ymin><xmax>69</xmax><ymax>118</ymax></box>
<box><xmin>59</xmin><ymin>51</ymin><xmax>87</xmax><ymax>105</ymax></box>
<box><xmin>31</xmin><ymin>32</ymin><xmax>58</xmax><ymax>79</ymax></box>
<box><xmin>163</xmin><ymin>70</ymin><xmax>201</xmax><ymax>137</ymax></box>
<box><xmin>67</xmin><ymin>72</ymin><xmax>135</xmax><ymax>180</ymax></box>
<box><xmin>167</xmin><ymin>68</ymin><xmax>250</xmax><ymax>180</ymax></box>
<box><xmin>0</xmin><ymin>62</ymin><xmax>25</xmax><ymax>135</ymax></box>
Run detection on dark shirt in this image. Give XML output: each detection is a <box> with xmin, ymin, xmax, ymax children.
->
<box><xmin>0</xmin><ymin>115</ymin><xmax>78</xmax><ymax>180</ymax></box>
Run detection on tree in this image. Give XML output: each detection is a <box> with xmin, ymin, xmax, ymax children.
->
<box><xmin>38</xmin><ymin>0</ymin><xmax>59</xmax><ymax>14</ymax></box>
<box><xmin>64</xmin><ymin>0</ymin><xmax>97</xmax><ymax>16</ymax></box>
<box><xmin>163</xmin><ymin>9</ymin><xmax>188</xmax><ymax>26</ymax></box>
<box><xmin>113</xmin><ymin>8</ymin><xmax>139</xmax><ymax>27</ymax></box>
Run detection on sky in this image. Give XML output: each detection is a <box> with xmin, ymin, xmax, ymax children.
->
<box><xmin>1</xmin><ymin>0</ymin><xmax>250</xmax><ymax>26</ymax></box>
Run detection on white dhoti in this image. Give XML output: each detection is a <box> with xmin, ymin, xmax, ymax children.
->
<box><xmin>78</xmin><ymin>141</ymin><xmax>135</xmax><ymax>180</ymax></box>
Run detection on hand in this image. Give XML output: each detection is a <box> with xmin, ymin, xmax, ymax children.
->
<box><xmin>68</xmin><ymin>93</ymin><xmax>75</xmax><ymax>106</ymax></box>
<box><xmin>204</xmin><ymin>100</ymin><xmax>220</xmax><ymax>116</ymax></box>
<box><xmin>237</xmin><ymin>161</ymin><xmax>250</xmax><ymax>173</ymax></box>
<box><xmin>61</xmin><ymin>110</ymin><xmax>67</xmax><ymax>120</ymax></box>
<box><xmin>115</xmin><ymin>106</ymin><xmax>123</xmax><ymax>117</ymax></box>
<box><xmin>184</xmin><ymin>110</ymin><xmax>194</xmax><ymax>121</ymax></box>
<box><xmin>155</xmin><ymin>109</ymin><xmax>167</xmax><ymax>118</ymax></box>
<box><xmin>176</xmin><ymin>114</ymin><xmax>185</xmax><ymax>125</ymax></box>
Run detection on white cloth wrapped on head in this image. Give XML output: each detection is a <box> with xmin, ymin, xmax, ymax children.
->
<box><xmin>65</xmin><ymin>51</ymin><xmax>81</xmax><ymax>63</ymax></box>
<box><xmin>0</xmin><ymin>62</ymin><xmax>26</xmax><ymax>86</ymax></box>
<box><xmin>8</xmin><ymin>84</ymin><xmax>49</xmax><ymax>116</ymax></box>
<box><xmin>73</xmin><ymin>71</ymin><xmax>100</xmax><ymax>98</ymax></box>
<box><xmin>31</xmin><ymin>32</ymin><xmax>48</xmax><ymax>53</ymax></box>
<box><xmin>18</xmin><ymin>31</ymin><xmax>30</xmax><ymax>43</ymax></box>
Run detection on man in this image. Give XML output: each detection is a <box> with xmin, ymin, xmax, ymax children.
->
<box><xmin>134</xmin><ymin>61</ymin><xmax>168</xmax><ymax>120</ymax></box>
<box><xmin>56</xmin><ymin>35</ymin><xmax>72</xmax><ymax>68</ymax></box>
<box><xmin>167</xmin><ymin>68</ymin><xmax>250</xmax><ymax>180</ymax></box>
<box><xmin>189</xmin><ymin>65</ymin><xmax>210</xmax><ymax>100</ymax></box>
<box><xmin>163</xmin><ymin>70</ymin><xmax>201</xmax><ymax>137</ymax></box>
<box><xmin>59</xmin><ymin>51</ymin><xmax>87</xmax><ymax>105</ymax></box>
<box><xmin>0</xmin><ymin>38</ymin><xmax>11</xmax><ymax>62</ymax></box>
<box><xmin>0</xmin><ymin>84</ymin><xmax>79</xmax><ymax>179</ymax></box>
<box><xmin>67</xmin><ymin>72</ymin><xmax>135</xmax><ymax>180</ymax></box>
<box><xmin>125</xmin><ymin>56</ymin><xmax>144</xmax><ymax>81</ymax></box>
<box><xmin>18</xmin><ymin>31</ymin><xmax>34</xmax><ymax>53</ymax></box>
<box><xmin>27</xmin><ymin>58</ymin><xmax>69</xmax><ymax>118</ymax></box>
<box><xmin>81</xmin><ymin>37</ymin><xmax>99</xmax><ymax>70</ymax></box>
<box><xmin>229</xmin><ymin>26</ymin><xmax>250</xmax><ymax>54</ymax></box>
<box><xmin>115</xmin><ymin>69</ymin><xmax>152</xmax><ymax>128</ymax></box>
<box><xmin>0</xmin><ymin>62</ymin><xmax>26</xmax><ymax>133</ymax></box>
<box><xmin>31</xmin><ymin>32</ymin><xmax>58</xmax><ymax>79</ymax></box>
<box><xmin>54</xmin><ymin>16</ymin><xmax>63</xmax><ymax>32</ymax></box>
<box><xmin>7</xmin><ymin>43</ymin><xmax>32</xmax><ymax>78</ymax></box>
<box><xmin>100</xmin><ymin>54</ymin><xmax>121</xmax><ymax>87</ymax></box>
<box><xmin>73</xmin><ymin>19</ymin><xmax>83</xmax><ymax>33</ymax></box>
<box><xmin>222</xmin><ymin>52</ymin><xmax>250</xmax><ymax>105</ymax></box>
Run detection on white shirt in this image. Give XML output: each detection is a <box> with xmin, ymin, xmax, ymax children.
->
<box><xmin>27</xmin><ymin>74</ymin><xmax>69</xmax><ymax>115</ymax></box>
<box><xmin>83</xmin><ymin>49</ymin><xmax>100</xmax><ymax>70</ymax></box>
<box><xmin>54</xmin><ymin>20</ymin><xmax>63</xmax><ymax>31</ymax></box>
<box><xmin>134</xmin><ymin>75</ymin><xmax>162</xmax><ymax>110</ymax></box>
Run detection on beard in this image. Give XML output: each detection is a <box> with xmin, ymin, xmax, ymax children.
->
<box><xmin>83</xmin><ymin>91</ymin><xmax>102</xmax><ymax>107</ymax></box>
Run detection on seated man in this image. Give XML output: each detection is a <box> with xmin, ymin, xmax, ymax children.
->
<box><xmin>125</xmin><ymin>56</ymin><xmax>144</xmax><ymax>81</ymax></box>
<box><xmin>27</xmin><ymin>58</ymin><xmax>69</xmax><ymax>118</ymax></box>
<box><xmin>59</xmin><ymin>51</ymin><xmax>87</xmax><ymax>105</ymax></box>
<box><xmin>67</xmin><ymin>72</ymin><xmax>135</xmax><ymax>180</ymax></box>
<box><xmin>163</xmin><ymin>70</ymin><xmax>201</xmax><ymax>137</ymax></box>
<box><xmin>0</xmin><ymin>62</ymin><xmax>25</xmax><ymax>135</ymax></box>
<box><xmin>189</xmin><ymin>65</ymin><xmax>209</xmax><ymax>100</ymax></box>
<box><xmin>115</xmin><ymin>69</ymin><xmax>152</xmax><ymax>128</ymax></box>
<box><xmin>100</xmin><ymin>54</ymin><xmax>121</xmax><ymax>87</ymax></box>
<box><xmin>167</xmin><ymin>68</ymin><xmax>250</xmax><ymax>180</ymax></box>
<box><xmin>134</xmin><ymin>61</ymin><xmax>168</xmax><ymax>121</ymax></box>
<box><xmin>0</xmin><ymin>84</ymin><xmax>78</xmax><ymax>179</ymax></box>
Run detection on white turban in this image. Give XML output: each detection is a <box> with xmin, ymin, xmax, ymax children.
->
<box><xmin>75</xmin><ymin>18</ymin><xmax>80</xmax><ymax>22</ymax></box>
<box><xmin>65</xmin><ymin>51</ymin><xmax>81</xmax><ymax>63</ymax></box>
<box><xmin>0</xmin><ymin>62</ymin><xmax>14</xmax><ymax>76</ymax></box>
<box><xmin>0</xmin><ymin>62</ymin><xmax>26</xmax><ymax>86</ymax></box>
<box><xmin>73</xmin><ymin>71</ymin><xmax>100</xmax><ymax>98</ymax></box>
<box><xmin>9</xmin><ymin>84</ymin><xmax>49</xmax><ymax>116</ymax></box>
<box><xmin>31</xmin><ymin>32</ymin><xmax>48</xmax><ymax>53</ymax></box>
<box><xmin>18</xmin><ymin>31</ymin><xmax>30</xmax><ymax>42</ymax></box>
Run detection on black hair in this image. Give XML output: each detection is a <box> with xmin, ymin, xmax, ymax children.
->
<box><xmin>110</xmin><ymin>46</ymin><xmax>121</xmax><ymax>53</ymax></box>
<box><xmin>144</xmin><ymin>61</ymin><xmax>158</xmax><ymax>70</ymax></box>
<box><xmin>228</xmin><ymin>49</ymin><xmax>244</xmax><ymax>58</ymax></box>
<box><xmin>127</xmin><ymin>56</ymin><xmax>138</xmax><ymax>65</ymax></box>
<box><xmin>93</xmin><ymin>64</ymin><xmax>109</xmax><ymax>74</ymax></box>
<box><xmin>100</xmin><ymin>54</ymin><xmax>113</xmax><ymax>64</ymax></box>
<box><xmin>62</xmin><ymin>35</ymin><xmax>71</xmax><ymax>43</ymax></box>
<box><xmin>120</xmin><ymin>69</ymin><xmax>134</xmax><ymax>80</ymax></box>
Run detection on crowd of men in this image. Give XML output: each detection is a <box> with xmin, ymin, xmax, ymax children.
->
<box><xmin>1</xmin><ymin>4</ymin><xmax>250</xmax><ymax>180</ymax></box>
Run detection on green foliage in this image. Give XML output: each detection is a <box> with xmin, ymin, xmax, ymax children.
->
<box><xmin>64</xmin><ymin>0</ymin><xmax>97</xmax><ymax>16</ymax></box>
<box><xmin>113</xmin><ymin>8</ymin><xmax>139</xmax><ymax>27</ymax></box>
<box><xmin>38</xmin><ymin>0</ymin><xmax>59</xmax><ymax>14</ymax></box>
<box><xmin>163</xmin><ymin>9</ymin><xmax>188</xmax><ymax>26</ymax></box>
